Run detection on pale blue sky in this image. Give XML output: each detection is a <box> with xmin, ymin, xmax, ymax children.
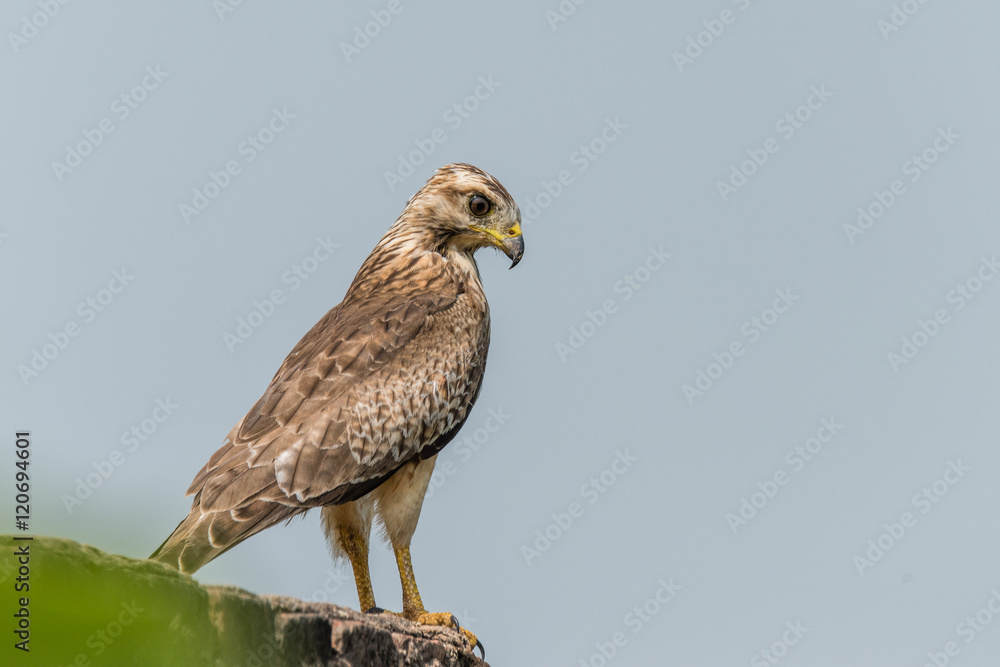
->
<box><xmin>3</xmin><ymin>1</ymin><xmax>1000</xmax><ymax>665</ymax></box>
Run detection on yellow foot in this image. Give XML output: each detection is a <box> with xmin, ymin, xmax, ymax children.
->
<box><xmin>367</xmin><ymin>608</ymin><xmax>484</xmax><ymax>659</ymax></box>
<box><xmin>410</xmin><ymin>611</ymin><xmax>483</xmax><ymax>659</ymax></box>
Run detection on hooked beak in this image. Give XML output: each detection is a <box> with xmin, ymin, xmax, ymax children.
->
<box><xmin>501</xmin><ymin>233</ymin><xmax>524</xmax><ymax>269</ymax></box>
<box><xmin>474</xmin><ymin>223</ymin><xmax>524</xmax><ymax>269</ymax></box>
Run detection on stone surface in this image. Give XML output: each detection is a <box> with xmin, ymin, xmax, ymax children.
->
<box><xmin>0</xmin><ymin>535</ymin><xmax>487</xmax><ymax>666</ymax></box>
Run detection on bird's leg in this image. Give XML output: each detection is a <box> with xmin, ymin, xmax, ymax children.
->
<box><xmin>392</xmin><ymin>544</ymin><xmax>483</xmax><ymax>658</ymax></box>
<box><xmin>338</xmin><ymin>524</ymin><xmax>376</xmax><ymax>613</ymax></box>
<box><xmin>394</xmin><ymin>545</ymin><xmax>426</xmax><ymax>618</ymax></box>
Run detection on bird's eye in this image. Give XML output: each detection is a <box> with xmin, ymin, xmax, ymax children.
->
<box><xmin>469</xmin><ymin>195</ymin><xmax>492</xmax><ymax>217</ymax></box>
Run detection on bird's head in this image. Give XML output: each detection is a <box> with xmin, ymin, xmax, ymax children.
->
<box><xmin>400</xmin><ymin>163</ymin><xmax>524</xmax><ymax>269</ymax></box>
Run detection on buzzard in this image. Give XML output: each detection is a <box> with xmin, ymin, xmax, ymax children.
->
<box><xmin>151</xmin><ymin>163</ymin><xmax>523</xmax><ymax>654</ymax></box>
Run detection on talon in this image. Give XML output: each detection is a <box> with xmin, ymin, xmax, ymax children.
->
<box><xmin>458</xmin><ymin>628</ymin><xmax>481</xmax><ymax>659</ymax></box>
<box><xmin>365</xmin><ymin>606</ymin><xmax>385</xmax><ymax>614</ymax></box>
<box><xmin>405</xmin><ymin>611</ymin><xmax>482</xmax><ymax>658</ymax></box>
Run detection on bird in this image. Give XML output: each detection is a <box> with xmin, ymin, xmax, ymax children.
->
<box><xmin>150</xmin><ymin>163</ymin><xmax>523</xmax><ymax>656</ymax></box>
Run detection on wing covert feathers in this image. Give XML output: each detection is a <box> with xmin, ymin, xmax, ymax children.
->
<box><xmin>151</xmin><ymin>251</ymin><xmax>491</xmax><ymax>572</ymax></box>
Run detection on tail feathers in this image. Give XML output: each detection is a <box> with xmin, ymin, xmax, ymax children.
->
<box><xmin>149</xmin><ymin>512</ymin><xmax>232</xmax><ymax>574</ymax></box>
<box><xmin>150</xmin><ymin>500</ymin><xmax>297</xmax><ymax>574</ymax></box>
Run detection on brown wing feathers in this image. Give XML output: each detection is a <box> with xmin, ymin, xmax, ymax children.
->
<box><xmin>151</xmin><ymin>254</ymin><xmax>472</xmax><ymax>573</ymax></box>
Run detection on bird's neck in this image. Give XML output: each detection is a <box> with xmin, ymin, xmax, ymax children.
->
<box><xmin>344</xmin><ymin>228</ymin><xmax>482</xmax><ymax>302</ymax></box>
<box><xmin>440</xmin><ymin>243</ymin><xmax>482</xmax><ymax>283</ymax></box>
